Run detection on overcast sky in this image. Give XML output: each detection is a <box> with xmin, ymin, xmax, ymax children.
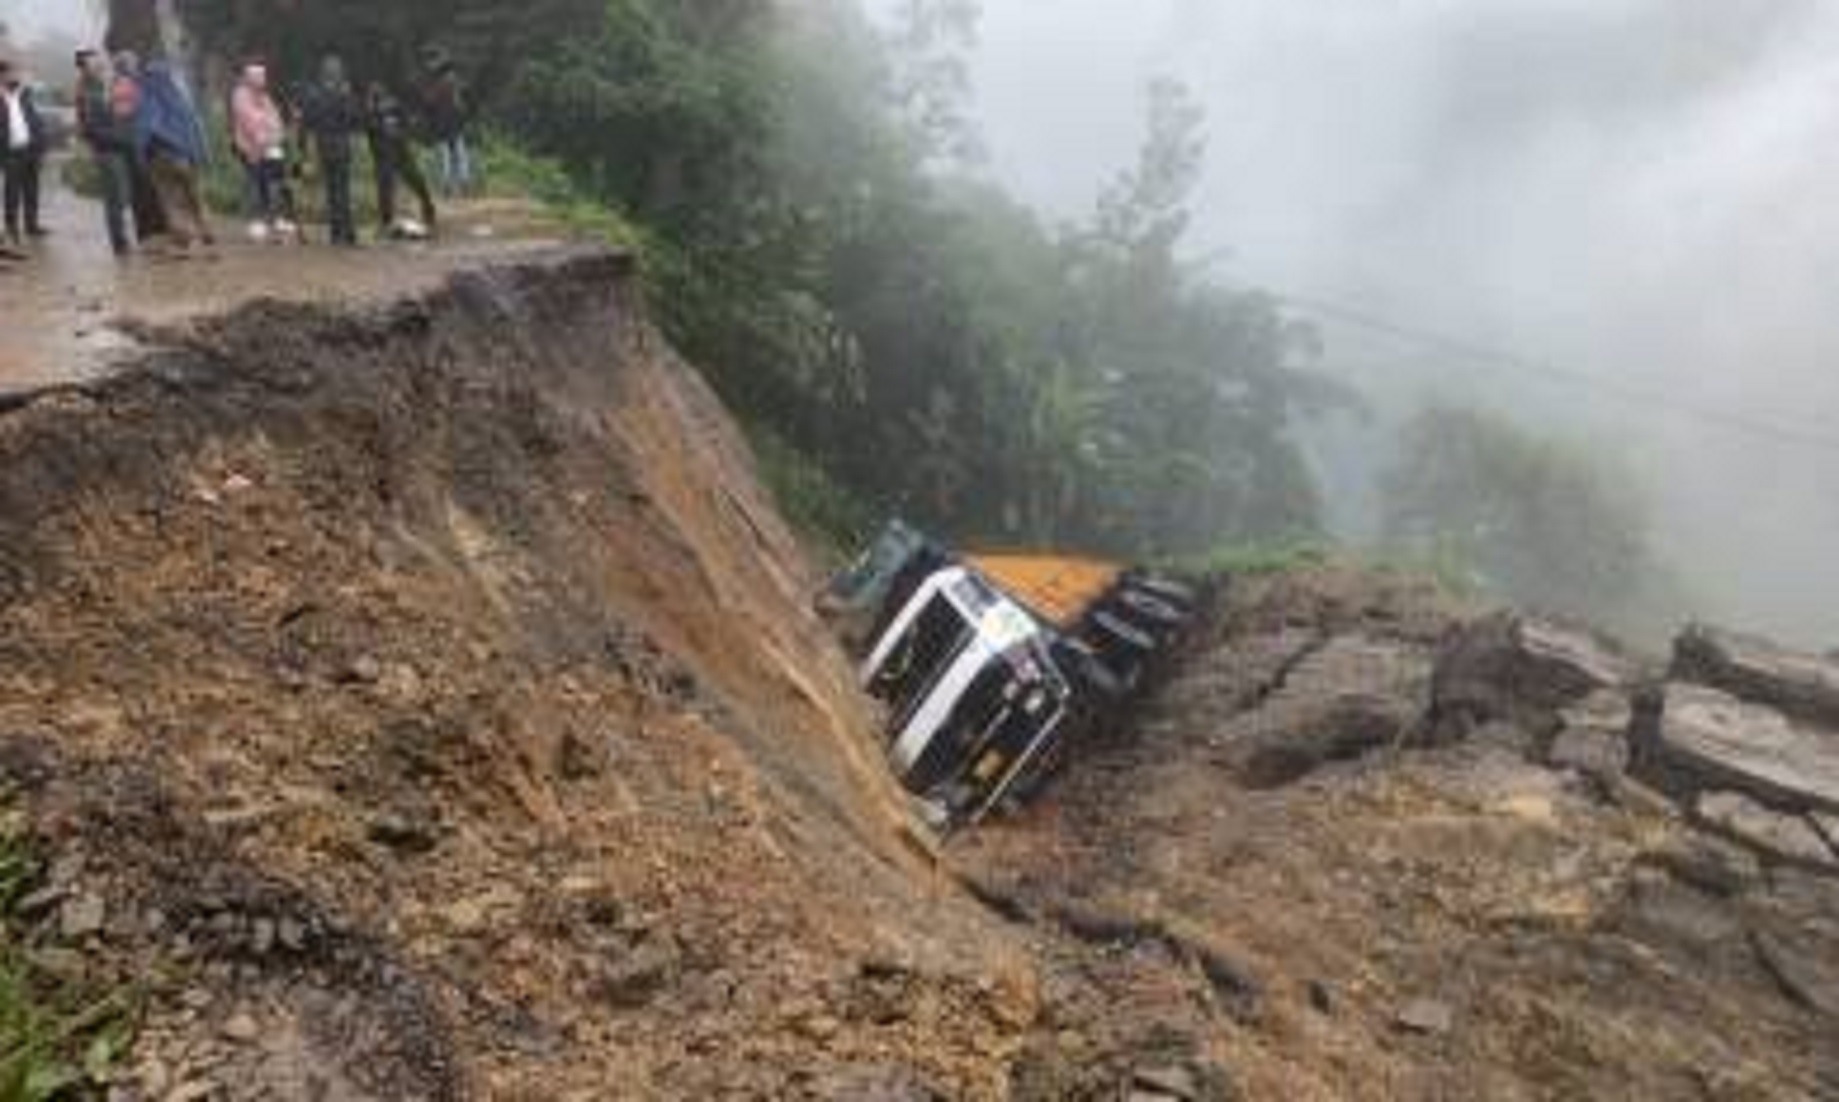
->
<box><xmin>957</xmin><ymin>0</ymin><xmax>1839</xmax><ymax>645</ymax></box>
<box><xmin>0</xmin><ymin>0</ymin><xmax>99</xmax><ymax>42</ymax></box>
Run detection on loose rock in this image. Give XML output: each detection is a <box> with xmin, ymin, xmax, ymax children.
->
<box><xmin>1394</xmin><ymin>997</ymin><xmax>1455</xmax><ymax>1036</ymax></box>
<box><xmin>1133</xmin><ymin>1064</ymin><xmax>1200</xmax><ymax>1100</ymax></box>
<box><xmin>1673</xmin><ymin>624</ymin><xmax>1839</xmax><ymax>730</ymax></box>
<box><xmin>1634</xmin><ymin>684</ymin><xmax>1839</xmax><ymax>815</ymax></box>
<box><xmin>221</xmin><ymin>1011</ymin><xmax>262</xmax><ymax>1044</ymax></box>
<box><xmin>367</xmin><ymin>813</ymin><xmax>439</xmax><ymax>855</ymax></box>
<box><xmin>1428</xmin><ymin>613</ymin><xmax>1636</xmax><ymax>747</ymax></box>
<box><xmin>59</xmin><ymin>892</ymin><xmax>106</xmax><ymax>940</ymax></box>
<box><xmin>1698</xmin><ymin>792</ymin><xmax>1836</xmax><ymax>868</ymax></box>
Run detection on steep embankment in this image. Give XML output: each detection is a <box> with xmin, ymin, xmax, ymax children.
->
<box><xmin>0</xmin><ymin>251</ymin><xmax>1029</xmax><ymax>1099</ymax></box>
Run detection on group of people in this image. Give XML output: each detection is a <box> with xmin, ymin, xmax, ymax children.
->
<box><xmin>0</xmin><ymin>44</ymin><xmax>475</xmax><ymax>267</ymax></box>
<box><xmin>229</xmin><ymin>47</ymin><xmax>475</xmax><ymax>247</ymax></box>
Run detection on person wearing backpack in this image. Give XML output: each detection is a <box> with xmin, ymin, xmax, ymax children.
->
<box><xmin>73</xmin><ymin>49</ymin><xmax>133</xmax><ymax>255</ymax></box>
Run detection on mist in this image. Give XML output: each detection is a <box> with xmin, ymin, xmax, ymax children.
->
<box><xmin>918</xmin><ymin>0</ymin><xmax>1839</xmax><ymax>647</ymax></box>
<box><xmin>0</xmin><ymin>0</ymin><xmax>101</xmax><ymax>42</ymax></box>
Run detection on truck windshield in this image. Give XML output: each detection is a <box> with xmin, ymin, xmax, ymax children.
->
<box><xmin>869</xmin><ymin>594</ymin><xmax>974</xmax><ymax>737</ymax></box>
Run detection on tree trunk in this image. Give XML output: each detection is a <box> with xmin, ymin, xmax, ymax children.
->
<box><xmin>107</xmin><ymin>0</ymin><xmax>187</xmax><ymax>61</ymax></box>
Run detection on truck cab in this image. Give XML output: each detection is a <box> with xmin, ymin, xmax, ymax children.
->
<box><xmin>860</xmin><ymin>565</ymin><xmax>1073</xmax><ymax>827</ymax></box>
<box><xmin>829</xmin><ymin>521</ymin><xmax>1198</xmax><ymax>833</ymax></box>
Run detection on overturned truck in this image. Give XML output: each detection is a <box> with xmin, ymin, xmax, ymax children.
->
<box><xmin>827</xmin><ymin>522</ymin><xmax>1199</xmax><ymax>834</ymax></box>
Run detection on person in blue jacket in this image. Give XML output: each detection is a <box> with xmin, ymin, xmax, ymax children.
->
<box><xmin>133</xmin><ymin>57</ymin><xmax>214</xmax><ymax>252</ymax></box>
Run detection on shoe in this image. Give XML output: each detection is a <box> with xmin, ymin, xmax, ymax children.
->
<box><xmin>247</xmin><ymin>221</ymin><xmax>271</xmax><ymax>243</ymax></box>
<box><xmin>26</xmin><ymin>225</ymin><xmax>49</xmax><ymax>237</ymax></box>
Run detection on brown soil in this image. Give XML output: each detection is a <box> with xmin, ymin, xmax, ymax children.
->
<box><xmin>955</xmin><ymin>567</ymin><xmax>1839</xmax><ymax>1100</ymax></box>
<box><xmin>0</xmin><ymin>251</ymin><xmax>1028</xmax><ymax>1100</ymax></box>
<box><xmin>1</xmin><ymin>247</ymin><xmax>1833</xmax><ymax>1101</ymax></box>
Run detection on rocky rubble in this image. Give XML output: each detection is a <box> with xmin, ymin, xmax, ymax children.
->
<box><xmin>1631</xmin><ymin>626</ymin><xmax>1839</xmax><ymax>870</ymax></box>
<box><xmin>954</xmin><ymin>568</ymin><xmax>1839</xmax><ymax>1099</ymax></box>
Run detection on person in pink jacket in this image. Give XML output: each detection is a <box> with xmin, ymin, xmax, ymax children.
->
<box><xmin>229</xmin><ymin>59</ymin><xmax>297</xmax><ymax>241</ymax></box>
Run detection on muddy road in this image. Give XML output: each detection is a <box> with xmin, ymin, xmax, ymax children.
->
<box><xmin>0</xmin><ymin>164</ymin><xmax>562</xmax><ymax>397</ymax></box>
<box><xmin>0</xmin><ymin>235</ymin><xmax>1835</xmax><ymax>1099</ymax></box>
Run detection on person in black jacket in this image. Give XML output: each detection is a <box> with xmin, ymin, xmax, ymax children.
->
<box><xmin>300</xmin><ymin>56</ymin><xmax>363</xmax><ymax>245</ymax></box>
<box><xmin>364</xmin><ymin>82</ymin><xmax>436</xmax><ymax>238</ymax></box>
<box><xmin>0</xmin><ymin>57</ymin><xmax>49</xmax><ymax>248</ymax></box>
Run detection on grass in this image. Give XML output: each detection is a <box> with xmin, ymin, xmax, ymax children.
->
<box><xmin>744</xmin><ymin>425</ymin><xmax>877</xmax><ymax>563</ymax></box>
<box><xmin>0</xmin><ymin>816</ymin><xmax>138</xmax><ymax>1102</ymax></box>
<box><xmin>1164</xmin><ymin>537</ymin><xmax>1335</xmax><ymax>580</ymax></box>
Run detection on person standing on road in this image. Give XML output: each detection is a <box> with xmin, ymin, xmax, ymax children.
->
<box><xmin>135</xmin><ymin>58</ymin><xmax>213</xmax><ymax>253</ymax></box>
<box><xmin>418</xmin><ymin>47</ymin><xmax>473</xmax><ymax>197</ymax></box>
<box><xmin>0</xmin><ymin>58</ymin><xmax>50</xmax><ymax>249</ymax></box>
<box><xmin>74</xmin><ymin>49</ymin><xmax>133</xmax><ymax>256</ymax></box>
<box><xmin>230</xmin><ymin>60</ymin><xmax>298</xmax><ymax>241</ymax></box>
<box><xmin>110</xmin><ymin>51</ymin><xmax>169</xmax><ymax>246</ymax></box>
<box><xmin>300</xmin><ymin>55</ymin><xmax>362</xmax><ymax>246</ymax></box>
<box><xmin>364</xmin><ymin>82</ymin><xmax>436</xmax><ymax>239</ymax></box>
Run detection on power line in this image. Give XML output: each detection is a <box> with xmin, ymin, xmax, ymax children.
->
<box><xmin>1201</xmin><ymin>261</ymin><xmax>1839</xmax><ymax>456</ymax></box>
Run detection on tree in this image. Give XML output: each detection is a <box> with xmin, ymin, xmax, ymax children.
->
<box><xmin>1381</xmin><ymin>404</ymin><xmax>1659</xmax><ymax>628</ymax></box>
<box><xmin>883</xmin><ymin>0</ymin><xmax>983</xmax><ymax>166</ymax></box>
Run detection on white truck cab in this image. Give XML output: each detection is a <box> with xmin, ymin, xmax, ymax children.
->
<box><xmin>860</xmin><ymin>566</ymin><xmax>1072</xmax><ymax>828</ymax></box>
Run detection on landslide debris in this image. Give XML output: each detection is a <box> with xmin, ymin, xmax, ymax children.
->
<box><xmin>954</xmin><ymin>567</ymin><xmax>1839</xmax><ymax>1101</ymax></box>
<box><xmin>3</xmin><ymin>244</ymin><xmax>1836</xmax><ymax>1102</ymax></box>
<box><xmin>0</xmin><ymin>250</ymin><xmax>1032</xmax><ymax>1100</ymax></box>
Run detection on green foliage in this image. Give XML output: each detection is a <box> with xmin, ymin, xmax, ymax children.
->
<box><xmin>476</xmin><ymin>137</ymin><xmax>648</xmax><ymax>248</ymax></box>
<box><xmin>0</xmin><ymin>820</ymin><xmax>139</xmax><ymax>1102</ymax></box>
<box><xmin>1165</xmin><ymin>538</ymin><xmax>1334</xmax><ymax>579</ymax></box>
<box><xmin>1380</xmin><ymin>404</ymin><xmax>1660</xmax><ymax>630</ymax></box>
<box><xmin>745</xmin><ymin>426</ymin><xmax>877</xmax><ymax>559</ymax></box>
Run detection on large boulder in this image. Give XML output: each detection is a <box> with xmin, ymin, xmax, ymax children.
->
<box><xmin>1673</xmin><ymin>624</ymin><xmax>1839</xmax><ymax>731</ymax></box>
<box><xmin>1633</xmin><ymin>683</ymin><xmax>1839</xmax><ymax>816</ymax></box>
<box><xmin>1425</xmin><ymin>612</ymin><xmax>1639</xmax><ymax>748</ymax></box>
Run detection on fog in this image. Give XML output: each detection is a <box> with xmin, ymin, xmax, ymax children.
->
<box><xmin>943</xmin><ymin>0</ymin><xmax>1839</xmax><ymax>647</ymax></box>
<box><xmin>0</xmin><ymin>0</ymin><xmax>100</xmax><ymax>43</ymax></box>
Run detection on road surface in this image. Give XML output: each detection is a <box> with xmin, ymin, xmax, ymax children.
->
<box><xmin>0</xmin><ymin>158</ymin><xmax>563</xmax><ymax>398</ymax></box>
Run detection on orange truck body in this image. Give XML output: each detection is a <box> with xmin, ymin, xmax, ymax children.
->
<box><xmin>966</xmin><ymin>554</ymin><xmax>1127</xmax><ymax>631</ymax></box>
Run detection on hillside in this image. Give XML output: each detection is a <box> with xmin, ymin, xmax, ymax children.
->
<box><xmin>0</xmin><ymin>247</ymin><xmax>1834</xmax><ymax>1100</ymax></box>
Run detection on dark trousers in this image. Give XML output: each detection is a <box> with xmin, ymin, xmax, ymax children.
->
<box><xmin>93</xmin><ymin>149</ymin><xmax>132</xmax><ymax>253</ymax></box>
<box><xmin>129</xmin><ymin>157</ymin><xmax>167</xmax><ymax>242</ymax></box>
<box><xmin>372</xmin><ymin>138</ymin><xmax>436</xmax><ymax>228</ymax></box>
<box><xmin>245</xmin><ymin>157</ymin><xmax>297</xmax><ymax>224</ymax></box>
<box><xmin>322</xmin><ymin>156</ymin><xmax>356</xmax><ymax>244</ymax></box>
<box><xmin>2</xmin><ymin>150</ymin><xmax>42</xmax><ymax>239</ymax></box>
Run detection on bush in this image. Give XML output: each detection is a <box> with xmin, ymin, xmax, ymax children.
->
<box><xmin>0</xmin><ymin>821</ymin><xmax>139</xmax><ymax>1101</ymax></box>
<box><xmin>1380</xmin><ymin>404</ymin><xmax>1664</xmax><ymax>632</ymax></box>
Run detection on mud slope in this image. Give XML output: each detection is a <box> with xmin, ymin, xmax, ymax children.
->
<box><xmin>956</xmin><ymin>567</ymin><xmax>1839</xmax><ymax>1101</ymax></box>
<box><xmin>0</xmin><ymin>251</ymin><xmax>1031</xmax><ymax>1100</ymax></box>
